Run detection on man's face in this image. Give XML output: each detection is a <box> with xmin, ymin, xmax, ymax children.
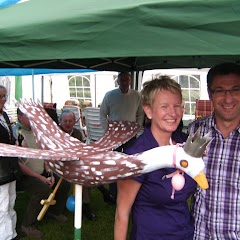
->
<box><xmin>59</xmin><ymin>113</ymin><xmax>75</xmax><ymax>133</ymax></box>
<box><xmin>118</xmin><ymin>74</ymin><xmax>131</xmax><ymax>93</ymax></box>
<box><xmin>19</xmin><ymin>113</ymin><xmax>31</xmax><ymax>129</ymax></box>
<box><xmin>209</xmin><ymin>73</ymin><xmax>240</xmax><ymax>123</ymax></box>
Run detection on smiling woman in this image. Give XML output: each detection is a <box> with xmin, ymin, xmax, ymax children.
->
<box><xmin>114</xmin><ymin>75</ymin><xmax>202</xmax><ymax>240</ymax></box>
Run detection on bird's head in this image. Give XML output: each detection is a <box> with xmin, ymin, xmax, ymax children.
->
<box><xmin>174</xmin><ymin>129</ymin><xmax>211</xmax><ymax>190</ymax></box>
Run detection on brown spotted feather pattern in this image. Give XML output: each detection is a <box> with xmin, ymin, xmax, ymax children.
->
<box><xmin>0</xmin><ymin>100</ymin><xmax>209</xmax><ymax>188</ymax></box>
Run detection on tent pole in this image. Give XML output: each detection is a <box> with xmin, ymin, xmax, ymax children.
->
<box><xmin>94</xmin><ymin>74</ymin><xmax>97</xmax><ymax>107</ymax></box>
<box><xmin>41</xmin><ymin>75</ymin><xmax>44</xmax><ymax>104</ymax></box>
<box><xmin>130</xmin><ymin>71</ymin><xmax>135</xmax><ymax>90</ymax></box>
<box><xmin>15</xmin><ymin>76</ymin><xmax>22</xmax><ymax>101</ymax></box>
<box><xmin>137</xmin><ymin>71</ymin><xmax>144</xmax><ymax>92</ymax></box>
<box><xmin>131</xmin><ymin>71</ymin><xmax>144</xmax><ymax>91</ymax></box>
<box><xmin>32</xmin><ymin>69</ymin><xmax>35</xmax><ymax>101</ymax></box>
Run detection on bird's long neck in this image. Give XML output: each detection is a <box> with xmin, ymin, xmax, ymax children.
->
<box><xmin>137</xmin><ymin>145</ymin><xmax>181</xmax><ymax>173</ymax></box>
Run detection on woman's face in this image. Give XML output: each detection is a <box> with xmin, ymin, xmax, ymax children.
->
<box><xmin>144</xmin><ymin>89</ymin><xmax>183</xmax><ymax>134</ymax></box>
<box><xmin>0</xmin><ymin>88</ymin><xmax>7</xmax><ymax>110</ymax></box>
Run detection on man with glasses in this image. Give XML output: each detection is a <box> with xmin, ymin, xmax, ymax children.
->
<box><xmin>189</xmin><ymin>62</ymin><xmax>240</xmax><ymax>239</ymax></box>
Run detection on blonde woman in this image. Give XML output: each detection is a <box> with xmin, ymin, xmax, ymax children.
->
<box><xmin>114</xmin><ymin>76</ymin><xmax>195</xmax><ymax>240</ymax></box>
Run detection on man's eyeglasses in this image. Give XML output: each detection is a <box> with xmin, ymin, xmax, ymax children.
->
<box><xmin>0</xmin><ymin>95</ymin><xmax>8</xmax><ymax>99</ymax></box>
<box><xmin>210</xmin><ymin>87</ymin><xmax>240</xmax><ymax>97</ymax></box>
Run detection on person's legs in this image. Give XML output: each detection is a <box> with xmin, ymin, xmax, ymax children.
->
<box><xmin>49</xmin><ymin>175</ymin><xmax>71</xmax><ymax>215</ymax></box>
<box><xmin>17</xmin><ymin>175</ymin><xmax>50</xmax><ymax>227</ymax></box>
<box><xmin>82</xmin><ymin>186</ymin><xmax>91</xmax><ymax>203</ymax></box>
<box><xmin>0</xmin><ymin>182</ymin><xmax>17</xmax><ymax>240</ymax></box>
<box><xmin>17</xmin><ymin>175</ymin><xmax>48</xmax><ymax>238</ymax></box>
<box><xmin>82</xmin><ymin>186</ymin><xmax>96</xmax><ymax>220</ymax></box>
<box><xmin>97</xmin><ymin>185</ymin><xmax>116</xmax><ymax>204</ymax></box>
<box><xmin>9</xmin><ymin>181</ymin><xmax>17</xmax><ymax>239</ymax></box>
<box><xmin>109</xmin><ymin>182</ymin><xmax>117</xmax><ymax>200</ymax></box>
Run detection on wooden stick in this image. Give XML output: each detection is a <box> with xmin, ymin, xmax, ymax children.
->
<box><xmin>37</xmin><ymin>177</ymin><xmax>63</xmax><ymax>221</ymax></box>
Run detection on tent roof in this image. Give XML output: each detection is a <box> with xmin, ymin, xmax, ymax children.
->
<box><xmin>0</xmin><ymin>0</ymin><xmax>240</xmax><ymax>71</ymax></box>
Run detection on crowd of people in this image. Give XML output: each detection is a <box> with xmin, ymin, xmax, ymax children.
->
<box><xmin>0</xmin><ymin>62</ymin><xmax>239</xmax><ymax>239</ymax></box>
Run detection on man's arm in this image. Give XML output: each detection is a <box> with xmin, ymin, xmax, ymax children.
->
<box><xmin>19</xmin><ymin>161</ymin><xmax>42</xmax><ymax>178</ymax></box>
<box><xmin>19</xmin><ymin>161</ymin><xmax>53</xmax><ymax>187</ymax></box>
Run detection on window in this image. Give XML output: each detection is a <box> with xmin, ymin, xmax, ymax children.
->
<box><xmin>172</xmin><ymin>75</ymin><xmax>200</xmax><ymax>116</ymax></box>
<box><xmin>68</xmin><ymin>75</ymin><xmax>91</xmax><ymax>106</ymax></box>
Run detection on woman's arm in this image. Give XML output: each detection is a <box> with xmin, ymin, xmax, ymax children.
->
<box><xmin>114</xmin><ymin>179</ymin><xmax>141</xmax><ymax>240</ymax></box>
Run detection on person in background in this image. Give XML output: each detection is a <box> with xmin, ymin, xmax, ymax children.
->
<box><xmin>13</xmin><ymin>108</ymin><xmax>71</xmax><ymax>238</ymax></box>
<box><xmin>189</xmin><ymin>62</ymin><xmax>240</xmax><ymax>239</ymax></box>
<box><xmin>99</xmin><ymin>72</ymin><xmax>145</xmax><ymax>201</ymax></box>
<box><xmin>114</xmin><ymin>76</ymin><xmax>196</xmax><ymax>240</ymax></box>
<box><xmin>0</xmin><ymin>85</ymin><xmax>22</xmax><ymax>240</ymax></box>
<box><xmin>59</xmin><ymin>109</ymin><xmax>96</xmax><ymax>221</ymax></box>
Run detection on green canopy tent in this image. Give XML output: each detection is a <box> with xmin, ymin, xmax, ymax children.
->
<box><xmin>0</xmin><ymin>0</ymin><xmax>240</xmax><ymax>72</ymax></box>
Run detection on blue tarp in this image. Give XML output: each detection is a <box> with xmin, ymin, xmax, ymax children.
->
<box><xmin>0</xmin><ymin>68</ymin><xmax>97</xmax><ymax>76</ymax></box>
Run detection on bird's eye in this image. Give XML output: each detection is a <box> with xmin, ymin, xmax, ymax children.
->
<box><xmin>180</xmin><ymin>160</ymin><xmax>188</xmax><ymax>168</ymax></box>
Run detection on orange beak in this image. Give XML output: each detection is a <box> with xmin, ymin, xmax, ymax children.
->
<box><xmin>194</xmin><ymin>171</ymin><xmax>209</xmax><ymax>190</ymax></box>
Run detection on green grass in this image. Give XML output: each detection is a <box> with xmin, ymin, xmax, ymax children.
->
<box><xmin>15</xmin><ymin>187</ymin><xmax>117</xmax><ymax>240</ymax></box>
<box><xmin>15</xmin><ymin>187</ymin><xmax>193</xmax><ymax>239</ymax></box>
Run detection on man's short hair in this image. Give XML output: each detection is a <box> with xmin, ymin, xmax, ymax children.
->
<box><xmin>207</xmin><ymin>62</ymin><xmax>240</xmax><ymax>89</ymax></box>
<box><xmin>17</xmin><ymin>108</ymin><xmax>24</xmax><ymax>115</ymax></box>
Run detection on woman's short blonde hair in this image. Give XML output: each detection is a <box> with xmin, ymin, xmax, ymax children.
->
<box><xmin>141</xmin><ymin>75</ymin><xmax>182</xmax><ymax>106</ymax></box>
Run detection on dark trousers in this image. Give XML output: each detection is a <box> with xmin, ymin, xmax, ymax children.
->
<box><xmin>109</xmin><ymin>137</ymin><xmax>136</xmax><ymax>198</ymax></box>
<box><xmin>16</xmin><ymin>173</ymin><xmax>70</xmax><ymax>227</ymax></box>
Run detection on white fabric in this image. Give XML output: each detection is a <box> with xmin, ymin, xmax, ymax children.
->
<box><xmin>12</xmin><ymin>124</ymin><xmax>44</xmax><ymax>174</ymax></box>
<box><xmin>0</xmin><ymin>115</ymin><xmax>9</xmax><ymax>130</ymax></box>
<box><xmin>19</xmin><ymin>129</ymin><xmax>44</xmax><ymax>174</ymax></box>
<box><xmin>0</xmin><ymin>181</ymin><xmax>17</xmax><ymax>240</ymax></box>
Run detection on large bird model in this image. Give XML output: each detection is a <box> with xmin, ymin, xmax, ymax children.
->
<box><xmin>0</xmin><ymin>100</ymin><xmax>210</xmax><ymax>190</ymax></box>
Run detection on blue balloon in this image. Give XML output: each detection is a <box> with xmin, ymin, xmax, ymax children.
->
<box><xmin>66</xmin><ymin>195</ymin><xmax>75</xmax><ymax>212</ymax></box>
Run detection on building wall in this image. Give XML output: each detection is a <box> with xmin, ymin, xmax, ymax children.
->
<box><xmin>3</xmin><ymin>69</ymin><xmax>209</xmax><ymax>121</ymax></box>
<box><xmin>142</xmin><ymin>68</ymin><xmax>209</xmax><ymax>100</ymax></box>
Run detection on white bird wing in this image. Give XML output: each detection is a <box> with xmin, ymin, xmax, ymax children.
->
<box><xmin>88</xmin><ymin>120</ymin><xmax>141</xmax><ymax>151</ymax></box>
<box><xmin>18</xmin><ymin>100</ymin><xmax>141</xmax><ymax>152</ymax></box>
<box><xmin>19</xmin><ymin>100</ymin><xmax>85</xmax><ymax>150</ymax></box>
<box><xmin>0</xmin><ymin>143</ymin><xmax>80</xmax><ymax>160</ymax></box>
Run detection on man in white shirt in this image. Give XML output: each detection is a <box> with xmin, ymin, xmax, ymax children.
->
<box><xmin>100</xmin><ymin>72</ymin><xmax>144</xmax><ymax>131</ymax></box>
<box><xmin>99</xmin><ymin>72</ymin><xmax>144</xmax><ymax>201</ymax></box>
